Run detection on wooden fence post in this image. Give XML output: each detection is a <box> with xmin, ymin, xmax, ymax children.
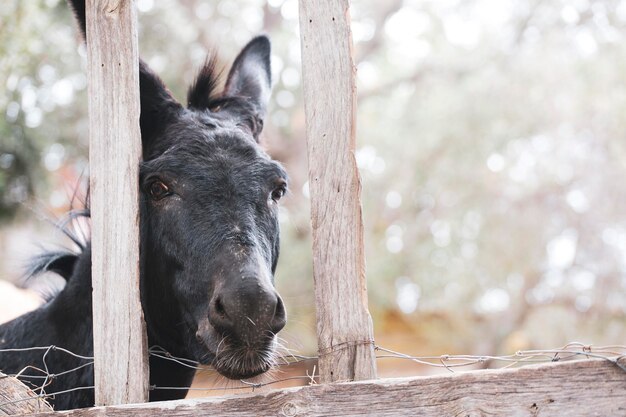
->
<box><xmin>86</xmin><ymin>0</ymin><xmax>148</xmax><ymax>405</ymax></box>
<box><xmin>298</xmin><ymin>0</ymin><xmax>377</xmax><ymax>382</ymax></box>
<box><xmin>0</xmin><ymin>373</ymin><xmax>52</xmax><ymax>415</ymax></box>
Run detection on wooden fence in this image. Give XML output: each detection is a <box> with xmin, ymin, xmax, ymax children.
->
<box><xmin>3</xmin><ymin>359</ymin><xmax>626</xmax><ymax>416</ymax></box>
<box><xmin>2</xmin><ymin>0</ymin><xmax>626</xmax><ymax>415</ymax></box>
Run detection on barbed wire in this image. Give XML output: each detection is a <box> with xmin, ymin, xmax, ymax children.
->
<box><xmin>1</xmin><ymin>342</ymin><xmax>625</xmax><ymax>410</ymax></box>
<box><xmin>374</xmin><ymin>343</ymin><xmax>626</xmax><ymax>372</ymax></box>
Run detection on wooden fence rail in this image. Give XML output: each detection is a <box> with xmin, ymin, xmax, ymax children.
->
<box><xmin>13</xmin><ymin>359</ymin><xmax>625</xmax><ymax>416</ymax></box>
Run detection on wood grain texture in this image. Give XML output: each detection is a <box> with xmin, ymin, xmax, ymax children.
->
<box><xmin>26</xmin><ymin>359</ymin><xmax>626</xmax><ymax>416</ymax></box>
<box><xmin>0</xmin><ymin>373</ymin><xmax>52</xmax><ymax>415</ymax></box>
<box><xmin>298</xmin><ymin>0</ymin><xmax>377</xmax><ymax>383</ymax></box>
<box><xmin>86</xmin><ymin>0</ymin><xmax>148</xmax><ymax>406</ymax></box>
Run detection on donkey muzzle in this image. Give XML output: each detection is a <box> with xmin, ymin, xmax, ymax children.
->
<box><xmin>208</xmin><ymin>280</ymin><xmax>286</xmax><ymax>344</ymax></box>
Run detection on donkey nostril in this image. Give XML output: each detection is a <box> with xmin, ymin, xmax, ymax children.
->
<box><xmin>274</xmin><ymin>296</ymin><xmax>286</xmax><ymax>319</ymax></box>
<box><xmin>214</xmin><ymin>297</ymin><xmax>226</xmax><ymax>317</ymax></box>
<box><xmin>209</xmin><ymin>295</ymin><xmax>234</xmax><ymax>334</ymax></box>
<box><xmin>270</xmin><ymin>295</ymin><xmax>287</xmax><ymax>334</ymax></box>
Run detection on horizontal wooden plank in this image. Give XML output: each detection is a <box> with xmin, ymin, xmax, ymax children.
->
<box><xmin>25</xmin><ymin>359</ymin><xmax>626</xmax><ymax>416</ymax></box>
<box><xmin>0</xmin><ymin>373</ymin><xmax>52</xmax><ymax>415</ymax></box>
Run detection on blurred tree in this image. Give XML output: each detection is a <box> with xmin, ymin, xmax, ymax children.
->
<box><xmin>0</xmin><ymin>1</ymin><xmax>86</xmax><ymax>220</ymax></box>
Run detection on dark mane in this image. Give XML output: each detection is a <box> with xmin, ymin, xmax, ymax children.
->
<box><xmin>23</xmin><ymin>208</ymin><xmax>90</xmax><ymax>300</ymax></box>
<box><xmin>187</xmin><ymin>53</ymin><xmax>222</xmax><ymax>109</ymax></box>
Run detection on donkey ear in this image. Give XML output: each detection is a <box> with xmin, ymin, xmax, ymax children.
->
<box><xmin>139</xmin><ymin>61</ymin><xmax>183</xmax><ymax>156</ymax></box>
<box><xmin>66</xmin><ymin>0</ymin><xmax>182</xmax><ymax>156</ymax></box>
<box><xmin>223</xmin><ymin>36</ymin><xmax>272</xmax><ymax>119</ymax></box>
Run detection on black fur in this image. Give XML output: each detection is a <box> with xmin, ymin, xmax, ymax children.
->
<box><xmin>0</xmin><ymin>1</ymin><xmax>287</xmax><ymax>410</ymax></box>
<box><xmin>187</xmin><ymin>53</ymin><xmax>222</xmax><ymax>110</ymax></box>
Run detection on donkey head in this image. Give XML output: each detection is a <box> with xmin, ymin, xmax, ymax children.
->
<box><xmin>138</xmin><ymin>37</ymin><xmax>287</xmax><ymax>379</ymax></box>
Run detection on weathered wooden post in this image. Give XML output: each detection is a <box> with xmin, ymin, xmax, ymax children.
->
<box><xmin>86</xmin><ymin>0</ymin><xmax>148</xmax><ymax>405</ymax></box>
<box><xmin>0</xmin><ymin>373</ymin><xmax>52</xmax><ymax>415</ymax></box>
<box><xmin>298</xmin><ymin>0</ymin><xmax>377</xmax><ymax>382</ymax></box>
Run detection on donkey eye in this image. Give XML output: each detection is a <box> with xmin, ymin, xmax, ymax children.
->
<box><xmin>148</xmin><ymin>181</ymin><xmax>170</xmax><ymax>200</ymax></box>
<box><xmin>270</xmin><ymin>187</ymin><xmax>286</xmax><ymax>203</ymax></box>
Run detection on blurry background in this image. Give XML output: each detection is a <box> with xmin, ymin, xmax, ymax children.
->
<box><xmin>1</xmin><ymin>0</ymin><xmax>626</xmax><ymax>386</ymax></box>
